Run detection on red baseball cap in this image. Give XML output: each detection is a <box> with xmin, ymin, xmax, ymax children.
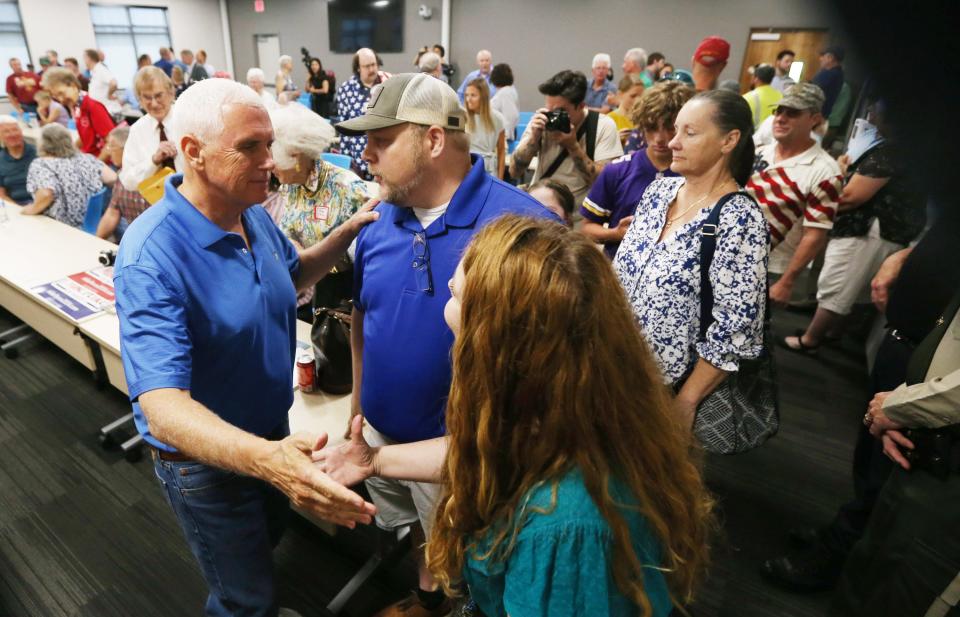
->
<box><xmin>693</xmin><ymin>36</ymin><xmax>730</xmax><ymax>66</ymax></box>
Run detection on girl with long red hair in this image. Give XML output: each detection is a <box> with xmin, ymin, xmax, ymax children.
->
<box><xmin>318</xmin><ymin>215</ymin><xmax>713</xmax><ymax>616</ymax></box>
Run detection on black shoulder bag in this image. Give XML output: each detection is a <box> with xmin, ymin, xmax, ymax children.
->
<box><xmin>692</xmin><ymin>192</ymin><xmax>780</xmax><ymax>454</ymax></box>
<box><xmin>540</xmin><ymin>110</ymin><xmax>599</xmax><ymax>180</ymax></box>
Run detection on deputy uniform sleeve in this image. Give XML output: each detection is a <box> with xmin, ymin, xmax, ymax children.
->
<box><xmin>696</xmin><ymin>194</ymin><xmax>769</xmax><ymax>372</ymax></box>
<box><xmin>114</xmin><ymin>264</ymin><xmax>193</xmax><ymax>400</ymax></box>
<box><xmin>883</xmin><ymin>368</ymin><xmax>960</xmax><ymax>428</ymax></box>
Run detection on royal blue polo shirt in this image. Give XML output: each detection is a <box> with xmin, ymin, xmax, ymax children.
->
<box><xmin>354</xmin><ymin>155</ymin><xmax>556</xmax><ymax>443</ymax></box>
<box><xmin>114</xmin><ymin>174</ymin><xmax>300</xmax><ymax>451</ymax></box>
<box><xmin>581</xmin><ymin>149</ymin><xmax>678</xmax><ymax>259</ymax></box>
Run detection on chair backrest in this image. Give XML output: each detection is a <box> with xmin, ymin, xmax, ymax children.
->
<box><xmin>83</xmin><ymin>188</ymin><xmax>108</xmax><ymax>234</ymax></box>
<box><xmin>514</xmin><ymin>123</ymin><xmax>528</xmax><ymax>142</ymax></box>
<box><xmin>321</xmin><ymin>152</ymin><xmax>353</xmax><ymax>170</ymax></box>
<box><xmin>518</xmin><ymin>111</ymin><xmax>535</xmax><ymax>125</ymax></box>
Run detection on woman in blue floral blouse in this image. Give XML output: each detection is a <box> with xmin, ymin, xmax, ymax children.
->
<box><xmin>613</xmin><ymin>90</ymin><xmax>769</xmax><ymax>428</ymax></box>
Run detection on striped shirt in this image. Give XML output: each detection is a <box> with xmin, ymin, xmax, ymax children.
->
<box><xmin>746</xmin><ymin>142</ymin><xmax>842</xmax><ymax>273</ymax></box>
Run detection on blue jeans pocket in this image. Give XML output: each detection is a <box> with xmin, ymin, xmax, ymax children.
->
<box><xmin>167</xmin><ymin>461</ymin><xmax>239</xmax><ymax>495</ymax></box>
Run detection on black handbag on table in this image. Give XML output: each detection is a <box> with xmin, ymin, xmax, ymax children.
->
<box><xmin>691</xmin><ymin>192</ymin><xmax>780</xmax><ymax>454</ymax></box>
<box><xmin>311</xmin><ymin>264</ymin><xmax>354</xmax><ymax>395</ymax></box>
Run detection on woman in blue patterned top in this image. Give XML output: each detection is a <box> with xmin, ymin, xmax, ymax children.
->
<box><xmin>613</xmin><ymin>90</ymin><xmax>769</xmax><ymax>429</ymax></box>
<box><xmin>317</xmin><ymin>216</ymin><xmax>713</xmax><ymax>616</ymax></box>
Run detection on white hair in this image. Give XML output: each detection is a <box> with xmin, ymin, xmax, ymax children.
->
<box><xmin>278</xmin><ymin>54</ymin><xmax>292</xmax><ymax>68</ymax></box>
<box><xmin>246</xmin><ymin>67</ymin><xmax>265</xmax><ymax>83</ymax></box>
<box><xmin>476</xmin><ymin>49</ymin><xmax>491</xmax><ymax>61</ymax></box>
<box><xmin>169</xmin><ymin>78</ymin><xmax>265</xmax><ymax>149</ymax></box>
<box><xmin>625</xmin><ymin>47</ymin><xmax>647</xmax><ymax>68</ymax></box>
<box><xmin>592</xmin><ymin>53</ymin><xmax>611</xmax><ymax>68</ymax></box>
<box><xmin>419</xmin><ymin>51</ymin><xmax>441</xmax><ymax>73</ymax></box>
<box><xmin>268</xmin><ymin>104</ymin><xmax>335</xmax><ymax>170</ymax></box>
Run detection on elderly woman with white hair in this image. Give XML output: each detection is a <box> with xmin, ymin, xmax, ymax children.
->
<box><xmin>269</xmin><ymin>103</ymin><xmax>374</xmax><ymax>309</ymax></box>
<box><xmin>246</xmin><ymin>67</ymin><xmax>277</xmax><ymax>109</ymax></box>
<box><xmin>275</xmin><ymin>55</ymin><xmax>300</xmax><ymax>104</ymax></box>
<box><xmin>22</xmin><ymin>123</ymin><xmax>115</xmax><ymax>228</ymax></box>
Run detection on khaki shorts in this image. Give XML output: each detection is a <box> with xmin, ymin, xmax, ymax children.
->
<box><xmin>816</xmin><ymin>219</ymin><xmax>903</xmax><ymax>316</ymax></box>
<box><xmin>363</xmin><ymin>423</ymin><xmax>442</xmax><ymax>534</ymax></box>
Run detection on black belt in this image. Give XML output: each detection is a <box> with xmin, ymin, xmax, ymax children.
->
<box><xmin>150</xmin><ymin>447</ymin><xmax>192</xmax><ymax>462</ymax></box>
<box><xmin>904</xmin><ymin>425</ymin><xmax>960</xmax><ymax>480</ymax></box>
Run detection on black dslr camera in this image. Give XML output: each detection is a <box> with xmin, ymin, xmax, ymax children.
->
<box><xmin>99</xmin><ymin>249</ymin><xmax>117</xmax><ymax>267</ymax></box>
<box><xmin>300</xmin><ymin>47</ymin><xmax>313</xmax><ymax>71</ymax></box>
<box><xmin>544</xmin><ymin>108</ymin><xmax>571</xmax><ymax>133</ymax></box>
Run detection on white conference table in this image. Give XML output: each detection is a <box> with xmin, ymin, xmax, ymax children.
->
<box><xmin>81</xmin><ymin>314</ymin><xmax>352</xmax><ymax>449</ymax></box>
<box><xmin>0</xmin><ymin>202</ymin><xmax>115</xmax><ymax>369</ymax></box>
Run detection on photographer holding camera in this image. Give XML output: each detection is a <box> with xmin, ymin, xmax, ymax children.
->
<box><xmin>510</xmin><ymin>70</ymin><xmax>622</xmax><ymax>206</ymax></box>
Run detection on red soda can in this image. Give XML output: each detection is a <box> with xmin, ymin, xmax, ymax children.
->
<box><xmin>297</xmin><ymin>349</ymin><xmax>317</xmax><ymax>393</ymax></box>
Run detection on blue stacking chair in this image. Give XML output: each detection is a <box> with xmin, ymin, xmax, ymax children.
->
<box><xmin>321</xmin><ymin>152</ymin><xmax>353</xmax><ymax>170</ymax></box>
<box><xmin>518</xmin><ymin>111</ymin><xmax>535</xmax><ymax>125</ymax></box>
<box><xmin>514</xmin><ymin>123</ymin><xmax>528</xmax><ymax>142</ymax></box>
<box><xmin>82</xmin><ymin>188</ymin><xmax>108</xmax><ymax>235</ymax></box>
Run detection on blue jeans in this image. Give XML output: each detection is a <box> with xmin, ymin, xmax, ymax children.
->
<box><xmin>153</xmin><ymin>446</ymin><xmax>289</xmax><ymax>616</ymax></box>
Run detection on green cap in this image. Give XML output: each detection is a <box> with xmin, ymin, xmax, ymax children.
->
<box><xmin>335</xmin><ymin>73</ymin><xmax>466</xmax><ymax>136</ymax></box>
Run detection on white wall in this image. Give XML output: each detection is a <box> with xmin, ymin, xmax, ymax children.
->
<box><xmin>17</xmin><ymin>0</ymin><xmax>228</xmax><ymax>79</ymax></box>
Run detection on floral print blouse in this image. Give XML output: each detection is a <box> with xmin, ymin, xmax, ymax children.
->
<box><xmin>277</xmin><ymin>158</ymin><xmax>372</xmax><ymax>249</ymax></box>
<box><xmin>613</xmin><ymin>177</ymin><xmax>769</xmax><ymax>385</ymax></box>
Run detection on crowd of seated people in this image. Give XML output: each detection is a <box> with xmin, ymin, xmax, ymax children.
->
<box><xmin>3</xmin><ymin>32</ymin><xmax>956</xmax><ymax>617</ymax></box>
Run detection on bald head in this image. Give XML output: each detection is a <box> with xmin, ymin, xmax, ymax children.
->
<box><xmin>355</xmin><ymin>47</ymin><xmax>379</xmax><ymax>86</ymax></box>
<box><xmin>477</xmin><ymin>50</ymin><xmax>492</xmax><ymax>75</ymax></box>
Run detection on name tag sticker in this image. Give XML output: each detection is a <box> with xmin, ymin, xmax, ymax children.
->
<box><xmin>314</xmin><ymin>205</ymin><xmax>329</xmax><ymax>222</ymax></box>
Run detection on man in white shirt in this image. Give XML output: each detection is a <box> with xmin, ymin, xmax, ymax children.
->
<box><xmin>510</xmin><ymin>69</ymin><xmax>623</xmax><ymax>206</ymax></box>
<box><xmin>745</xmin><ymin>83</ymin><xmax>843</xmax><ymax>305</ymax></box>
<box><xmin>84</xmin><ymin>48</ymin><xmax>120</xmax><ymax>115</ymax></box>
<box><xmin>120</xmin><ymin>66</ymin><xmax>180</xmax><ymax>191</ymax></box>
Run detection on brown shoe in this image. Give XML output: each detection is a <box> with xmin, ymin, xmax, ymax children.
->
<box><xmin>373</xmin><ymin>591</ymin><xmax>453</xmax><ymax>617</ymax></box>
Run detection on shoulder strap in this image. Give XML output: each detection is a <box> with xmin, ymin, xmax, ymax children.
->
<box><xmin>698</xmin><ymin>191</ymin><xmax>754</xmax><ymax>340</ymax></box>
<box><xmin>541</xmin><ymin>112</ymin><xmax>595</xmax><ymax>180</ymax></box>
<box><xmin>584</xmin><ymin>110</ymin><xmax>599</xmax><ymax>161</ymax></box>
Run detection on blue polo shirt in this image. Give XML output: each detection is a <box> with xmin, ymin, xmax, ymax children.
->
<box><xmin>354</xmin><ymin>156</ymin><xmax>556</xmax><ymax>443</ymax></box>
<box><xmin>0</xmin><ymin>143</ymin><xmax>36</xmax><ymax>204</ymax></box>
<box><xmin>114</xmin><ymin>174</ymin><xmax>300</xmax><ymax>451</ymax></box>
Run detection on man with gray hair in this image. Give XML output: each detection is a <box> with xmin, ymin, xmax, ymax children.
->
<box><xmin>334</xmin><ymin>72</ymin><xmax>555</xmax><ymax>617</ymax></box>
<box><xmin>120</xmin><ymin>66</ymin><xmax>179</xmax><ymax>190</ymax></box>
<box><xmin>417</xmin><ymin>51</ymin><xmax>442</xmax><ymax>79</ymax></box>
<box><xmin>113</xmin><ymin>78</ymin><xmax>378</xmax><ymax>616</ymax></box>
<box><xmin>622</xmin><ymin>47</ymin><xmax>649</xmax><ymax>86</ymax></box>
<box><xmin>585</xmin><ymin>52</ymin><xmax>616</xmax><ymax>113</ymax></box>
<box><xmin>0</xmin><ymin>116</ymin><xmax>36</xmax><ymax>205</ymax></box>
<box><xmin>456</xmin><ymin>49</ymin><xmax>495</xmax><ymax>102</ymax></box>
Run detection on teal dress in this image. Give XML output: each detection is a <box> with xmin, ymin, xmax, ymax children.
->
<box><xmin>462</xmin><ymin>469</ymin><xmax>673</xmax><ymax>617</ymax></box>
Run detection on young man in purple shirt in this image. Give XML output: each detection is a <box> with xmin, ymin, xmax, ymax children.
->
<box><xmin>581</xmin><ymin>80</ymin><xmax>695</xmax><ymax>258</ymax></box>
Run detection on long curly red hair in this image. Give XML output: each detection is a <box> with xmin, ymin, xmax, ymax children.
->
<box><xmin>425</xmin><ymin>215</ymin><xmax>714</xmax><ymax>615</ymax></box>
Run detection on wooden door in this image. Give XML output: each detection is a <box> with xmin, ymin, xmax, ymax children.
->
<box><xmin>738</xmin><ymin>28</ymin><xmax>830</xmax><ymax>92</ymax></box>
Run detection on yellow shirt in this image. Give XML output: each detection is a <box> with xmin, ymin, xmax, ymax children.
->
<box><xmin>607</xmin><ymin>109</ymin><xmax>634</xmax><ymax>132</ymax></box>
<box><xmin>744</xmin><ymin>84</ymin><xmax>783</xmax><ymax>128</ymax></box>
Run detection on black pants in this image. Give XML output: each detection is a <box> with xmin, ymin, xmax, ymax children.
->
<box><xmin>820</xmin><ymin>330</ymin><xmax>913</xmax><ymax>557</ymax></box>
<box><xmin>831</xmin><ymin>466</ymin><xmax>960</xmax><ymax>616</ymax></box>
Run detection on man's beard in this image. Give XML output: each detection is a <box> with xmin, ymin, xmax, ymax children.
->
<box><xmin>376</xmin><ymin>141</ymin><xmax>425</xmax><ymax>206</ymax></box>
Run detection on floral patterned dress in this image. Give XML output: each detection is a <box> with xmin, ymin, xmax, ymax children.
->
<box><xmin>613</xmin><ymin>177</ymin><xmax>769</xmax><ymax>385</ymax></box>
<box><xmin>277</xmin><ymin>159</ymin><xmax>372</xmax><ymax>249</ymax></box>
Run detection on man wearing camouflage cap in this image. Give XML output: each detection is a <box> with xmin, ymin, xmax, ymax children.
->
<box><xmin>745</xmin><ymin>82</ymin><xmax>843</xmax><ymax>306</ymax></box>
<box><xmin>335</xmin><ymin>73</ymin><xmax>555</xmax><ymax>616</ymax></box>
